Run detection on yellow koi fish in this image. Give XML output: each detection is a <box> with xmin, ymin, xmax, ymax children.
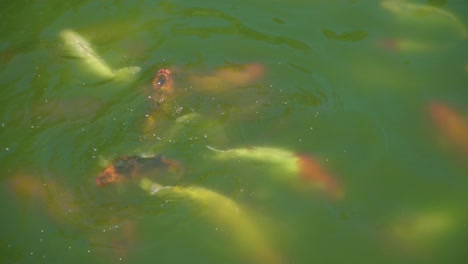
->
<box><xmin>381</xmin><ymin>0</ymin><xmax>468</xmax><ymax>38</ymax></box>
<box><xmin>139</xmin><ymin>178</ymin><xmax>281</xmax><ymax>264</ymax></box>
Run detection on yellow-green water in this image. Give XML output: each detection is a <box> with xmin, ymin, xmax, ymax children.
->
<box><xmin>1</xmin><ymin>0</ymin><xmax>467</xmax><ymax>263</ymax></box>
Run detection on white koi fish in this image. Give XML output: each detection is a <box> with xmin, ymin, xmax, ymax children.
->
<box><xmin>60</xmin><ymin>29</ymin><xmax>140</xmax><ymax>82</ymax></box>
<box><xmin>207</xmin><ymin>146</ymin><xmax>343</xmax><ymax>199</ymax></box>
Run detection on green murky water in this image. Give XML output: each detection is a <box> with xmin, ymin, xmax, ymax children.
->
<box><xmin>1</xmin><ymin>0</ymin><xmax>467</xmax><ymax>263</ymax></box>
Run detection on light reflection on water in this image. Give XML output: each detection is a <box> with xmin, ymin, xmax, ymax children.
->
<box><xmin>1</xmin><ymin>0</ymin><xmax>467</xmax><ymax>263</ymax></box>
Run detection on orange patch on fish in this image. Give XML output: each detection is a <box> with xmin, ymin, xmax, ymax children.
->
<box><xmin>428</xmin><ymin>101</ymin><xmax>468</xmax><ymax>154</ymax></box>
<box><xmin>190</xmin><ymin>63</ymin><xmax>265</xmax><ymax>91</ymax></box>
<box><xmin>96</xmin><ymin>155</ymin><xmax>183</xmax><ymax>187</ymax></box>
<box><xmin>96</xmin><ymin>164</ymin><xmax>125</xmax><ymax>187</ymax></box>
<box><xmin>296</xmin><ymin>154</ymin><xmax>344</xmax><ymax>199</ymax></box>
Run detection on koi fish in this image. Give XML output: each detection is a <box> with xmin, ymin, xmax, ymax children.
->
<box><xmin>9</xmin><ymin>175</ymin><xmax>138</xmax><ymax>261</ymax></box>
<box><xmin>381</xmin><ymin>1</ymin><xmax>468</xmax><ymax>38</ymax></box>
<box><xmin>379</xmin><ymin>208</ymin><xmax>457</xmax><ymax>256</ymax></box>
<box><xmin>378</xmin><ymin>38</ymin><xmax>438</xmax><ymax>52</ymax></box>
<box><xmin>8</xmin><ymin>175</ymin><xmax>84</xmax><ymax>227</ymax></box>
<box><xmin>152</xmin><ymin>68</ymin><xmax>174</xmax><ymax>94</ymax></box>
<box><xmin>208</xmin><ymin>146</ymin><xmax>343</xmax><ymax>199</ymax></box>
<box><xmin>96</xmin><ymin>155</ymin><xmax>183</xmax><ymax>187</ymax></box>
<box><xmin>59</xmin><ymin>29</ymin><xmax>141</xmax><ymax>82</ymax></box>
<box><xmin>427</xmin><ymin>101</ymin><xmax>468</xmax><ymax>155</ymax></box>
<box><xmin>190</xmin><ymin>63</ymin><xmax>264</xmax><ymax>92</ymax></box>
<box><xmin>139</xmin><ymin>178</ymin><xmax>282</xmax><ymax>264</ymax></box>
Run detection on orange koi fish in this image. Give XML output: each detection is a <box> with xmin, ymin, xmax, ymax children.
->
<box><xmin>190</xmin><ymin>63</ymin><xmax>265</xmax><ymax>92</ymax></box>
<box><xmin>152</xmin><ymin>68</ymin><xmax>174</xmax><ymax>94</ymax></box>
<box><xmin>428</xmin><ymin>101</ymin><xmax>468</xmax><ymax>155</ymax></box>
<box><xmin>296</xmin><ymin>154</ymin><xmax>344</xmax><ymax>200</ymax></box>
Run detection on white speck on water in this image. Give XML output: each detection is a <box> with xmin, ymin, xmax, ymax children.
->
<box><xmin>148</xmin><ymin>95</ymin><xmax>152</xmax><ymax>99</ymax></box>
<box><xmin>204</xmin><ymin>135</ymin><xmax>208</xmax><ymax>138</ymax></box>
<box><xmin>44</xmin><ymin>99</ymin><xmax>48</xmax><ymax>103</ymax></box>
<box><xmin>68</xmin><ymin>246</ymin><xmax>72</xmax><ymax>250</ymax></box>
<box><xmin>299</xmin><ymin>139</ymin><xmax>302</xmax><ymax>142</ymax></box>
<box><xmin>41</xmin><ymin>229</ymin><xmax>44</xmax><ymax>233</ymax></box>
<box><xmin>5</xmin><ymin>147</ymin><xmax>9</xmax><ymax>151</ymax></box>
<box><xmin>215</xmin><ymin>227</ymin><xmax>218</xmax><ymax>231</ymax></box>
<box><xmin>1</xmin><ymin>123</ymin><xmax>4</xmax><ymax>127</ymax></box>
<box><xmin>326</xmin><ymin>159</ymin><xmax>329</xmax><ymax>162</ymax></box>
<box><xmin>145</xmin><ymin>114</ymin><xmax>150</xmax><ymax>118</ymax></box>
<box><xmin>42</xmin><ymin>255</ymin><xmax>46</xmax><ymax>258</ymax></box>
<box><xmin>88</xmin><ymin>250</ymin><xmax>91</xmax><ymax>253</ymax></box>
<box><xmin>30</xmin><ymin>252</ymin><xmax>33</xmax><ymax>255</ymax></box>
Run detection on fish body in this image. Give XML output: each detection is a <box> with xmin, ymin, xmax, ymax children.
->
<box><xmin>208</xmin><ymin>146</ymin><xmax>343</xmax><ymax>199</ymax></box>
<box><xmin>96</xmin><ymin>155</ymin><xmax>183</xmax><ymax>187</ymax></box>
<box><xmin>60</xmin><ymin>29</ymin><xmax>140</xmax><ymax>82</ymax></box>
<box><xmin>190</xmin><ymin>63</ymin><xmax>264</xmax><ymax>92</ymax></box>
<box><xmin>378</xmin><ymin>38</ymin><xmax>438</xmax><ymax>52</ymax></box>
<box><xmin>428</xmin><ymin>101</ymin><xmax>468</xmax><ymax>155</ymax></box>
<box><xmin>381</xmin><ymin>1</ymin><xmax>468</xmax><ymax>38</ymax></box>
<box><xmin>139</xmin><ymin>178</ymin><xmax>281</xmax><ymax>264</ymax></box>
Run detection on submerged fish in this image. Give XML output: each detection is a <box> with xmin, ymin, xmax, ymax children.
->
<box><xmin>8</xmin><ymin>175</ymin><xmax>138</xmax><ymax>261</ymax></box>
<box><xmin>208</xmin><ymin>146</ymin><xmax>343</xmax><ymax>199</ymax></box>
<box><xmin>189</xmin><ymin>63</ymin><xmax>265</xmax><ymax>92</ymax></box>
<box><xmin>60</xmin><ymin>29</ymin><xmax>141</xmax><ymax>82</ymax></box>
<box><xmin>139</xmin><ymin>178</ymin><xmax>282</xmax><ymax>264</ymax></box>
<box><xmin>381</xmin><ymin>1</ymin><xmax>468</xmax><ymax>38</ymax></box>
<box><xmin>378</xmin><ymin>38</ymin><xmax>439</xmax><ymax>52</ymax></box>
<box><xmin>427</xmin><ymin>101</ymin><xmax>468</xmax><ymax>155</ymax></box>
<box><xmin>378</xmin><ymin>208</ymin><xmax>460</xmax><ymax>256</ymax></box>
<box><xmin>96</xmin><ymin>155</ymin><xmax>183</xmax><ymax>187</ymax></box>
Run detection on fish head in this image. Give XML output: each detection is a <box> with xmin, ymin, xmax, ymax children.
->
<box><xmin>152</xmin><ymin>68</ymin><xmax>174</xmax><ymax>94</ymax></box>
